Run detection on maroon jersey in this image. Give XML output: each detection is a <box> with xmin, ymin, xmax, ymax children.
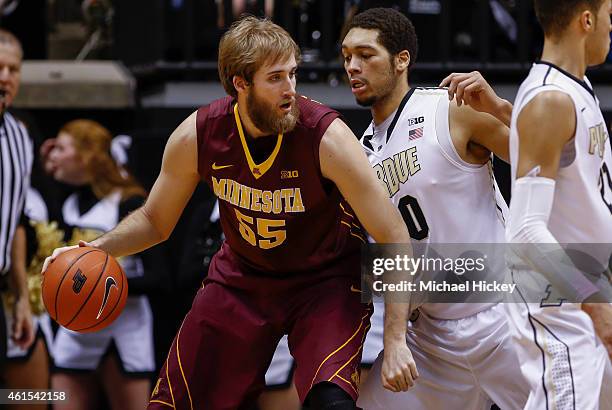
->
<box><xmin>197</xmin><ymin>95</ymin><xmax>365</xmax><ymax>277</ymax></box>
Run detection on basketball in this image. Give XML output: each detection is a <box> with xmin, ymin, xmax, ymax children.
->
<box><xmin>42</xmin><ymin>246</ymin><xmax>128</xmax><ymax>333</ymax></box>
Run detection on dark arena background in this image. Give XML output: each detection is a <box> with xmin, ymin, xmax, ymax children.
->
<box><xmin>2</xmin><ymin>0</ymin><xmax>611</xmax><ymax>408</ymax></box>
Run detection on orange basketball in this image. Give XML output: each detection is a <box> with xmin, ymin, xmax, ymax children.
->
<box><xmin>42</xmin><ymin>246</ymin><xmax>128</xmax><ymax>333</ymax></box>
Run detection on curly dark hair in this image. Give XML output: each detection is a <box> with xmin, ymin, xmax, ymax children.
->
<box><xmin>534</xmin><ymin>0</ymin><xmax>606</xmax><ymax>37</ymax></box>
<box><xmin>346</xmin><ymin>7</ymin><xmax>418</xmax><ymax>68</ymax></box>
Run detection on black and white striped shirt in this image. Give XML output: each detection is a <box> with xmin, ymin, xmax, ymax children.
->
<box><xmin>0</xmin><ymin>111</ymin><xmax>33</xmax><ymax>274</ymax></box>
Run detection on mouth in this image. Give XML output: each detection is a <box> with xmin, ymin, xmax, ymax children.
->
<box><xmin>279</xmin><ymin>100</ymin><xmax>293</xmax><ymax>113</ymax></box>
<box><xmin>350</xmin><ymin>79</ymin><xmax>367</xmax><ymax>94</ymax></box>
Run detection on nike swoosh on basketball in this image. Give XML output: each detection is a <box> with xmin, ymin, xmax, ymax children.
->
<box><xmin>350</xmin><ymin>285</ymin><xmax>362</xmax><ymax>293</ymax></box>
<box><xmin>96</xmin><ymin>276</ymin><xmax>118</xmax><ymax>320</ymax></box>
<box><xmin>212</xmin><ymin>162</ymin><xmax>233</xmax><ymax>170</ymax></box>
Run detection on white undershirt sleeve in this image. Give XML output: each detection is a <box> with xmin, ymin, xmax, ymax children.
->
<box><xmin>506</xmin><ymin>176</ymin><xmax>603</xmax><ymax>301</ymax></box>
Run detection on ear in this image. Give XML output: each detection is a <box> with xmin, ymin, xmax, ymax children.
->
<box><xmin>395</xmin><ymin>50</ymin><xmax>411</xmax><ymax>72</ymax></box>
<box><xmin>580</xmin><ymin>9</ymin><xmax>595</xmax><ymax>32</ymax></box>
<box><xmin>233</xmin><ymin>76</ymin><xmax>250</xmax><ymax>94</ymax></box>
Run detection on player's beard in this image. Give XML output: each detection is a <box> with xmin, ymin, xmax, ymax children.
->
<box><xmin>247</xmin><ymin>89</ymin><xmax>300</xmax><ymax>134</ymax></box>
<box><xmin>355</xmin><ymin>61</ymin><xmax>399</xmax><ymax>107</ymax></box>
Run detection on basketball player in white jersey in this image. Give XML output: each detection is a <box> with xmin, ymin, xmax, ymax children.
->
<box><xmin>505</xmin><ymin>1</ymin><xmax>612</xmax><ymax>408</ymax></box>
<box><xmin>342</xmin><ymin>7</ymin><xmax>529</xmax><ymax>409</ymax></box>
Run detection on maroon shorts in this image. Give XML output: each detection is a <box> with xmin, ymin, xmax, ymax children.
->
<box><xmin>148</xmin><ymin>269</ymin><xmax>372</xmax><ymax>410</ymax></box>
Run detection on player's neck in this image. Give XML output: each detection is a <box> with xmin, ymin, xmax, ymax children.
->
<box><xmin>540</xmin><ymin>36</ymin><xmax>588</xmax><ymax>80</ymax></box>
<box><xmin>371</xmin><ymin>81</ymin><xmax>410</xmax><ymax>126</ymax></box>
<box><xmin>236</xmin><ymin>100</ymin><xmax>269</xmax><ymax>138</ymax></box>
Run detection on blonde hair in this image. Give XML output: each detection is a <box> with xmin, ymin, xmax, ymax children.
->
<box><xmin>218</xmin><ymin>16</ymin><xmax>301</xmax><ymax>98</ymax></box>
<box><xmin>60</xmin><ymin>119</ymin><xmax>146</xmax><ymax>200</ymax></box>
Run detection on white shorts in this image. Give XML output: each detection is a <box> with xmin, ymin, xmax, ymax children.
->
<box><xmin>53</xmin><ymin>295</ymin><xmax>155</xmax><ymax>376</ymax></box>
<box><xmin>505</xmin><ymin>270</ymin><xmax>612</xmax><ymax>410</ymax></box>
<box><xmin>358</xmin><ymin>303</ymin><xmax>529</xmax><ymax>410</ymax></box>
<box><xmin>265</xmin><ymin>335</ymin><xmax>294</xmax><ymax>388</ymax></box>
<box><xmin>5</xmin><ymin>312</ymin><xmax>54</xmax><ymax>360</ymax></box>
<box><xmin>361</xmin><ymin>302</ymin><xmax>383</xmax><ymax>366</ymax></box>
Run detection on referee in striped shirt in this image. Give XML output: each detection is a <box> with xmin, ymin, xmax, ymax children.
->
<box><xmin>0</xmin><ymin>29</ymin><xmax>34</xmax><ymax>372</ymax></box>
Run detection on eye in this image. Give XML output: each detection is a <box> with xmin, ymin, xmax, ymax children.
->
<box><xmin>270</xmin><ymin>75</ymin><xmax>280</xmax><ymax>81</ymax></box>
<box><xmin>343</xmin><ymin>55</ymin><xmax>352</xmax><ymax>63</ymax></box>
<box><xmin>361</xmin><ymin>54</ymin><xmax>372</xmax><ymax>60</ymax></box>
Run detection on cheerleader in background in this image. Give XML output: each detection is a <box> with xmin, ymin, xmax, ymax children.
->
<box><xmin>43</xmin><ymin>119</ymin><xmax>159</xmax><ymax>410</ymax></box>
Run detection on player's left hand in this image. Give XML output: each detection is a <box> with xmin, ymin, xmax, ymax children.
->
<box><xmin>41</xmin><ymin>240</ymin><xmax>94</xmax><ymax>275</ymax></box>
<box><xmin>439</xmin><ymin>71</ymin><xmax>503</xmax><ymax>114</ymax></box>
<box><xmin>12</xmin><ymin>296</ymin><xmax>35</xmax><ymax>350</ymax></box>
<box><xmin>381</xmin><ymin>339</ymin><xmax>419</xmax><ymax>392</ymax></box>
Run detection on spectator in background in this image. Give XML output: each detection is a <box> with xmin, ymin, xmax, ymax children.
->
<box><xmin>0</xmin><ymin>28</ymin><xmax>35</xmax><ymax>384</ymax></box>
<box><xmin>232</xmin><ymin>0</ymin><xmax>274</xmax><ymax>19</ymax></box>
<box><xmin>43</xmin><ymin>120</ymin><xmax>158</xmax><ymax>410</ymax></box>
<box><xmin>216</xmin><ymin>0</ymin><xmax>275</xmax><ymax>28</ymax></box>
<box><xmin>2</xmin><ymin>187</ymin><xmax>55</xmax><ymax>409</ymax></box>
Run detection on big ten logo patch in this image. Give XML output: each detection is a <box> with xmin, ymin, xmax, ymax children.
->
<box><xmin>407</xmin><ymin>116</ymin><xmax>425</xmax><ymax>126</ymax></box>
<box><xmin>281</xmin><ymin>170</ymin><xmax>299</xmax><ymax>179</ymax></box>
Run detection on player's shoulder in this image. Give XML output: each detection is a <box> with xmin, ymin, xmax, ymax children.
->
<box><xmin>4</xmin><ymin>110</ymin><xmax>27</xmax><ymax>130</ymax></box>
<box><xmin>296</xmin><ymin>95</ymin><xmax>339</xmax><ymax>129</ymax></box>
<box><xmin>414</xmin><ymin>86</ymin><xmax>448</xmax><ymax>96</ymax></box>
<box><xmin>399</xmin><ymin>87</ymin><xmax>446</xmax><ymax>116</ymax></box>
<box><xmin>198</xmin><ymin>96</ymin><xmax>234</xmax><ymax>121</ymax></box>
<box><xmin>517</xmin><ymin>90</ymin><xmax>575</xmax><ymax>142</ymax></box>
<box><xmin>522</xmin><ymin>62</ymin><xmax>591</xmax><ymax>99</ymax></box>
<box><xmin>523</xmin><ymin>89</ymin><xmax>574</xmax><ymax>118</ymax></box>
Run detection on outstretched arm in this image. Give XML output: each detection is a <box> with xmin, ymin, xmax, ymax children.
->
<box><xmin>320</xmin><ymin>118</ymin><xmax>418</xmax><ymax>392</ymax></box>
<box><xmin>43</xmin><ymin>111</ymin><xmax>201</xmax><ymax>271</ymax></box>
<box><xmin>319</xmin><ymin>118</ymin><xmax>409</xmax><ymax>244</ymax></box>
<box><xmin>91</xmin><ymin>112</ymin><xmax>201</xmax><ymax>256</ymax></box>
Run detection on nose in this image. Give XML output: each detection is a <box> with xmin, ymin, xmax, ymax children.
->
<box><xmin>283</xmin><ymin>76</ymin><xmax>296</xmax><ymax>98</ymax></box>
<box><xmin>346</xmin><ymin>58</ymin><xmax>361</xmax><ymax>76</ymax></box>
<box><xmin>0</xmin><ymin>67</ymin><xmax>9</xmax><ymax>82</ymax></box>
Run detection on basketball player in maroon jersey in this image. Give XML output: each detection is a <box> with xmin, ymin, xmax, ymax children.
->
<box><xmin>43</xmin><ymin>17</ymin><xmax>413</xmax><ymax>409</ymax></box>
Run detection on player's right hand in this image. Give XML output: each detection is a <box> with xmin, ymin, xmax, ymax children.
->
<box><xmin>41</xmin><ymin>240</ymin><xmax>94</xmax><ymax>275</ymax></box>
<box><xmin>582</xmin><ymin>303</ymin><xmax>612</xmax><ymax>361</ymax></box>
<box><xmin>381</xmin><ymin>339</ymin><xmax>419</xmax><ymax>392</ymax></box>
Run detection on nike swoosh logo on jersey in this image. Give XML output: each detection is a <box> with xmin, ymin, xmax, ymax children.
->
<box><xmin>212</xmin><ymin>162</ymin><xmax>233</xmax><ymax>170</ymax></box>
<box><xmin>96</xmin><ymin>276</ymin><xmax>118</xmax><ymax>320</ymax></box>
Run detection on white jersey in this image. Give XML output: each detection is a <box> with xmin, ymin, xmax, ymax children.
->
<box><xmin>55</xmin><ymin>189</ymin><xmax>154</xmax><ymax>374</ymax></box>
<box><xmin>510</xmin><ymin>62</ymin><xmax>612</xmax><ymax>256</ymax></box>
<box><xmin>62</xmin><ymin>190</ymin><xmax>144</xmax><ymax>279</ymax></box>
<box><xmin>506</xmin><ymin>62</ymin><xmax>612</xmax><ymax>410</ymax></box>
<box><xmin>361</xmin><ymin>88</ymin><xmax>508</xmax><ymax>319</ymax></box>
